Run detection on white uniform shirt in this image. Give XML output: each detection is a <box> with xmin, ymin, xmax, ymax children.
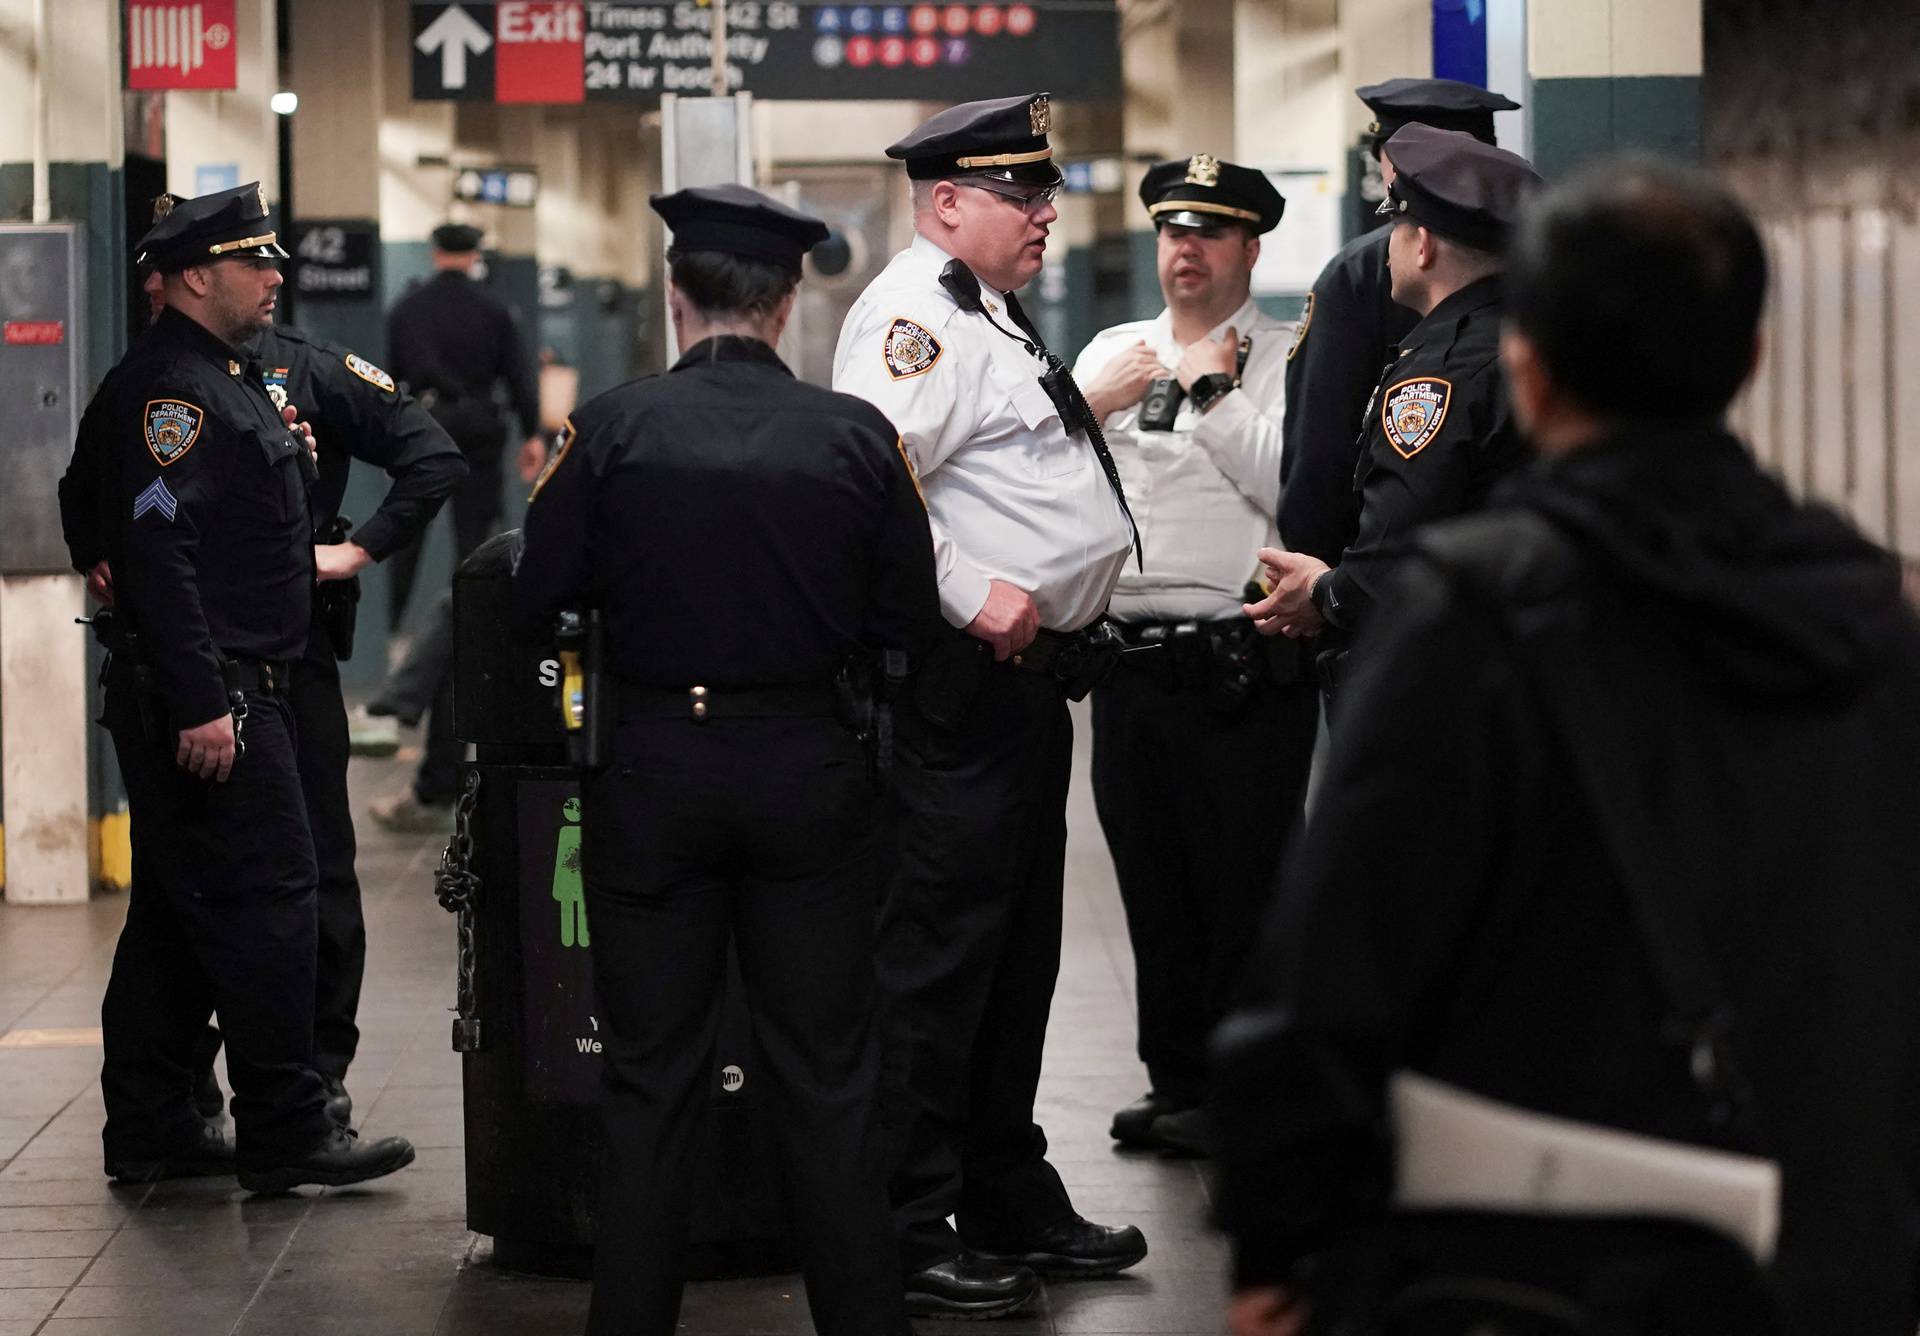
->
<box><xmin>1072</xmin><ymin>296</ymin><xmax>1294</xmax><ymax>621</ymax></box>
<box><xmin>833</xmin><ymin>234</ymin><xmax>1134</xmax><ymax>633</ymax></box>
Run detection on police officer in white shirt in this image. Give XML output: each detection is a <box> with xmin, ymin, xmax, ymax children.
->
<box><xmin>1072</xmin><ymin>158</ymin><xmax>1320</xmax><ymax>1161</ymax></box>
<box><xmin>833</xmin><ymin>92</ymin><xmax>1146</xmax><ymax>1319</ymax></box>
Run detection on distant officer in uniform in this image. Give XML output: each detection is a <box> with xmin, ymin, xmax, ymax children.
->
<box><xmin>64</xmin><ymin>183</ymin><xmax>414</xmax><ymax>1191</ymax></box>
<box><xmin>834</xmin><ymin>93</ymin><xmax>1147</xmax><ymax>1319</ymax></box>
<box><xmin>1215</xmin><ymin>160</ymin><xmax>1920</xmax><ymax>1336</ymax></box>
<box><xmin>1278</xmin><ymin>79</ymin><xmax>1518</xmax><ymax>567</ymax></box>
<box><xmin>60</xmin><ymin>190</ymin><xmax>468</xmax><ymax>1129</ymax></box>
<box><xmin>513</xmin><ymin>184</ymin><xmax>936</xmax><ymax>1336</ymax></box>
<box><xmin>1072</xmin><ymin>156</ymin><xmax>1317</xmax><ymax>1158</ymax></box>
<box><xmin>375</xmin><ymin>221</ymin><xmax>542</xmax><ymax>830</ymax></box>
<box><xmin>1247</xmin><ymin>126</ymin><xmax>1544</xmax><ymax>688</ymax></box>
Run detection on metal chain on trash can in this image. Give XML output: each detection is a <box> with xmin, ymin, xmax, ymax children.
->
<box><xmin>435</xmin><ymin>769</ymin><xmax>484</xmax><ymax>1052</ymax></box>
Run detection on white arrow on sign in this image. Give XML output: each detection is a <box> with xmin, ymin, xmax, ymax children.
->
<box><xmin>416</xmin><ymin>5</ymin><xmax>493</xmax><ymax>90</ymax></box>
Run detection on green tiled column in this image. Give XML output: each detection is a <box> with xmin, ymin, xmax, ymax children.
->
<box><xmin>1526</xmin><ymin>0</ymin><xmax>1701</xmax><ymax>176</ymax></box>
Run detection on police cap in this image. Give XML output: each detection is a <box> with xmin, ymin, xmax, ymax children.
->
<box><xmin>1357</xmin><ymin>77</ymin><xmax>1519</xmax><ymax>151</ymax></box>
<box><xmin>1139</xmin><ymin>155</ymin><xmax>1285</xmax><ymax>234</ymax></box>
<box><xmin>1377</xmin><ymin>124</ymin><xmax>1544</xmax><ymax>254</ymax></box>
<box><xmin>135</xmin><ymin>182</ymin><xmax>288</xmax><ymax>271</ymax></box>
<box><xmin>886</xmin><ymin>92</ymin><xmax>1065</xmax><ymax>188</ymax></box>
<box><xmin>651</xmin><ymin>183</ymin><xmax>830</xmax><ymax>276</ymax></box>
<box><xmin>431</xmin><ymin>223</ymin><xmax>485</xmax><ymax>253</ymax></box>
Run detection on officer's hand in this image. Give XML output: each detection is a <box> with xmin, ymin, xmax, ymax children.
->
<box><xmin>1227</xmin><ymin>1285</ymin><xmax>1308</xmax><ymax>1336</ymax></box>
<box><xmin>281</xmin><ymin>404</ymin><xmax>317</xmax><ymax>458</ymax></box>
<box><xmin>1244</xmin><ymin>547</ymin><xmax>1327</xmax><ymax>639</ymax></box>
<box><xmin>86</xmin><ymin>560</ymin><xmax>115</xmax><ymax>607</ymax></box>
<box><xmin>1081</xmin><ymin>341</ymin><xmax>1170</xmax><ymax>425</ymax></box>
<box><xmin>1176</xmin><ymin>325</ymin><xmax>1238</xmax><ymax>391</ymax></box>
<box><xmin>517</xmin><ymin>434</ymin><xmax>547</xmax><ymax>483</ymax></box>
<box><xmin>966</xmin><ymin>580</ymin><xmax>1041</xmax><ymax>662</ymax></box>
<box><xmin>315</xmin><ymin>541</ymin><xmax>372</xmax><ymax>582</ymax></box>
<box><xmin>176</xmin><ymin>713</ymin><xmax>238</xmax><ymax>783</ymax></box>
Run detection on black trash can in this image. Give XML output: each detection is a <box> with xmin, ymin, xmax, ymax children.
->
<box><xmin>444</xmin><ymin>532</ymin><xmax>793</xmax><ymax>1278</ymax></box>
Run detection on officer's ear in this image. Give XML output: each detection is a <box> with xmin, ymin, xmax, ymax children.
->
<box><xmin>929</xmin><ymin>180</ymin><xmax>967</xmax><ymax>229</ymax></box>
<box><xmin>177</xmin><ymin>264</ymin><xmax>215</xmax><ymax>298</ymax></box>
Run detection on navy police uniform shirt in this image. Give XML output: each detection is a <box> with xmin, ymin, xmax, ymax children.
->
<box><xmin>386</xmin><ymin>271</ymin><xmax>540</xmax><ymax>442</ymax></box>
<box><xmin>513</xmin><ymin>335</ymin><xmax>940</xmax><ymax>686</ymax></box>
<box><xmin>87</xmin><ymin>306</ymin><xmax>316</xmax><ymax>729</ymax></box>
<box><xmin>1319</xmin><ymin>275</ymin><xmax>1524</xmax><ymax>630</ymax></box>
<box><xmin>1277</xmin><ymin>225</ymin><xmax>1416</xmax><ymax>565</ymax></box>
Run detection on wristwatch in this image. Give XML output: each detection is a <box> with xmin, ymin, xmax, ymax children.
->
<box><xmin>1188</xmin><ymin>373</ymin><xmax>1235</xmax><ymax>414</ymax></box>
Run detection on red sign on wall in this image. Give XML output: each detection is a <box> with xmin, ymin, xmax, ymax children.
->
<box><xmin>127</xmin><ymin>0</ymin><xmax>238</xmax><ymax>91</ymax></box>
<box><xmin>495</xmin><ymin>1</ymin><xmax>583</xmax><ymax>104</ymax></box>
<box><xmin>3</xmin><ymin>321</ymin><xmax>65</xmax><ymax>347</ymax></box>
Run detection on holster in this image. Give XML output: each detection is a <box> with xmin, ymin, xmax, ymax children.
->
<box><xmin>836</xmin><ymin>648</ymin><xmax>910</xmax><ymax>777</ymax></box>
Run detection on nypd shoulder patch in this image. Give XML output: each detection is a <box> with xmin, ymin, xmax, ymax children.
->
<box><xmin>1381</xmin><ymin>377</ymin><xmax>1452</xmax><ymax>459</ymax></box>
<box><xmin>529</xmin><ymin>418</ymin><xmax>576</xmax><ymax>502</ymax></box>
<box><xmin>883</xmin><ymin>317</ymin><xmax>942</xmax><ymax>381</ymax></box>
<box><xmin>132</xmin><ymin>476</ymin><xmax>179</xmax><ymax>522</ymax></box>
<box><xmin>344</xmin><ymin>352</ymin><xmax>396</xmax><ymax>393</ymax></box>
<box><xmin>144</xmin><ymin>398</ymin><xmax>205</xmax><ymax>466</ymax></box>
<box><xmin>1287</xmin><ymin>291</ymin><xmax>1314</xmax><ymax>363</ymax></box>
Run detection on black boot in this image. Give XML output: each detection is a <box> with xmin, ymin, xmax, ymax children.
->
<box><xmin>903</xmin><ymin>1254</ymin><xmax>1038</xmax><ymax>1319</ymax></box>
<box><xmin>106</xmin><ymin>1118</ymin><xmax>235</xmax><ymax>1184</ymax></box>
<box><xmin>1109</xmin><ymin>1090</ymin><xmax>1192</xmax><ymax>1149</ymax></box>
<box><xmin>320</xmin><ymin>1075</ymin><xmax>353</xmax><ymax>1127</ymax></box>
<box><xmin>237</xmin><ymin>1126</ymin><xmax>416</xmax><ymax>1195</ymax></box>
<box><xmin>963</xmin><ymin>1214</ymin><xmax>1149</xmax><ymax>1277</ymax></box>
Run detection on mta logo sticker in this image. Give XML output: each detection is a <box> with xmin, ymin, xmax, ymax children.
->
<box><xmin>1381</xmin><ymin>377</ymin><xmax>1452</xmax><ymax>459</ymax></box>
<box><xmin>132</xmin><ymin>477</ymin><xmax>179</xmax><ymax>522</ymax></box>
<box><xmin>143</xmin><ymin>398</ymin><xmax>204</xmax><ymax>465</ymax></box>
<box><xmin>344</xmin><ymin>353</ymin><xmax>395</xmax><ymax>393</ymax></box>
<box><xmin>883</xmin><ymin>317</ymin><xmax>942</xmax><ymax>381</ymax></box>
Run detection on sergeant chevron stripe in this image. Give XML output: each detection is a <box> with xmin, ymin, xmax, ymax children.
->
<box><xmin>133</xmin><ymin>477</ymin><xmax>180</xmax><ymax>522</ymax></box>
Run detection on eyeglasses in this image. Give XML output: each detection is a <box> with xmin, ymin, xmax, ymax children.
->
<box><xmin>962</xmin><ymin>181</ymin><xmax>1061</xmax><ymax>213</ymax></box>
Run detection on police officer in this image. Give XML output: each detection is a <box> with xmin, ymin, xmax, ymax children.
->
<box><xmin>1278</xmin><ymin>79</ymin><xmax>1519</xmax><ymax>567</ymax></box>
<box><xmin>1072</xmin><ymin>157</ymin><xmax>1319</xmax><ymax>1159</ymax></box>
<box><xmin>513</xmin><ymin>184</ymin><xmax>936</xmax><ymax>1336</ymax></box>
<box><xmin>60</xmin><ymin>194</ymin><xmax>469</xmax><ymax>1131</ymax></box>
<box><xmin>374</xmin><ymin>221</ymin><xmax>541</xmax><ymax>831</ymax></box>
<box><xmin>833</xmin><ymin>93</ymin><xmax>1147</xmax><ymax>1317</ymax></box>
<box><xmin>1247</xmin><ymin>126</ymin><xmax>1544</xmax><ymax>685</ymax></box>
<box><xmin>65</xmin><ymin>183</ymin><xmax>414</xmax><ymax>1191</ymax></box>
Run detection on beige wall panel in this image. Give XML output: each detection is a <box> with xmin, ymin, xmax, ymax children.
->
<box><xmin>1235</xmin><ymin>0</ymin><xmax>1342</xmax><ymax>177</ymax></box>
<box><xmin>1527</xmin><ymin>0</ymin><xmax>1608</xmax><ymax>80</ymax></box>
<box><xmin>1610</xmin><ymin>0</ymin><xmax>1702</xmax><ymax>78</ymax></box>
<box><xmin>379</xmin><ymin>0</ymin><xmax>455</xmax><ymax>243</ymax></box>
<box><xmin>758</xmin><ymin>101</ymin><xmax>933</xmax><ymax>167</ymax></box>
<box><xmin>1893</xmin><ymin>209</ymin><xmax>1920</xmax><ymax>557</ymax></box>
<box><xmin>1767</xmin><ymin>217</ymin><xmax>1808</xmax><ymax>497</ymax></box>
<box><xmin>290</xmin><ymin>0</ymin><xmax>380</xmax><ymax>217</ymax></box>
<box><xmin>1805</xmin><ymin>211</ymin><xmax>1848</xmax><ymax>506</ymax></box>
<box><xmin>165</xmin><ymin>0</ymin><xmax>278</xmax><ymax>198</ymax></box>
<box><xmin>1847</xmin><ymin>209</ymin><xmax>1891</xmax><ymax>547</ymax></box>
<box><xmin>1339</xmin><ymin>0</ymin><xmax>1431</xmax><ymax>143</ymax></box>
<box><xmin>0</xmin><ymin>0</ymin><xmax>122</xmax><ymax>163</ymax></box>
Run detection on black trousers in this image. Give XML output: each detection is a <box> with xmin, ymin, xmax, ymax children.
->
<box><xmin>582</xmin><ymin>712</ymin><xmax>904</xmax><ymax>1336</ymax></box>
<box><xmin>101</xmin><ymin>689</ymin><xmax>332</xmax><ymax>1169</ymax></box>
<box><xmin>1090</xmin><ymin>667</ymin><xmax>1320</xmax><ymax>1103</ymax></box>
<box><xmin>878</xmin><ymin>653</ymin><xmax>1077</xmax><ymax>1270</ymax></box>
<box><xmin>292</xmin><ymin>628</ymin><xmax>365</xmax><ymax>1078</ymax></box>
<box><xmin>384</xmin><ymin>442</ymin><xmax>502</xmax><ymax>634</ymax></box>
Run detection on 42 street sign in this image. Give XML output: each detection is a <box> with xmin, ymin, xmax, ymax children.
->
<box><xmin>411</xmin><ymin>2</ymin><xmax>1120</xmax><ymax>105</ymax></box>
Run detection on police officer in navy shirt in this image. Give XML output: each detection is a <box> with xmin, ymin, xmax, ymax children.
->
<box><xmin>62</xmin><ymin>193</ymin><xmax>468</xmax><ymax>1130</ymax></box>
<box><xmin>63</xmin><ymin>183</ymin><xmax>414</xmax><ymax>1192</ymax></box>
<box><xmin>514</xmin><ymin>184</ymin><xmax>936</xmax><ymax>1336</ymax></box>
<box><xmin>1278</xmin><ymin>79</ymin><xmax>1519</xmax><ymax>568</ymax></box>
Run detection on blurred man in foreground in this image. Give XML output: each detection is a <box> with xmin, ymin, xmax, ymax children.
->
<box><xmin>1215</xmin><ymin>160</ymin><xmax>1920</xmax><ymax>1336</ymax></box>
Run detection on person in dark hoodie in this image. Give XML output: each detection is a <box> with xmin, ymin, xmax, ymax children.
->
<box><xmin>1212</xmin><ymin>159</ymin><xmax>1920</xmax><ymax>1336</ymax></box>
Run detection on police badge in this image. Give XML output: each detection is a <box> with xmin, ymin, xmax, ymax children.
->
<box><xmin>1381</xmin><ymin>377</ymin><xmax>1451</xmax><ymax>459</ymax></box>
<box><xmin>883</xmin><ymin>317</ymin><xmax>942</xmax><ymax>381</ymax></box>
<box><xmin>143</xmin><ymin>398</ymin><xmax>205</xmax><ymax>465</ymax></box>
<box><xmin>1186</xmin><ymin>153</ymin><xmax>1221</xmax><ymax>188</ymax></box>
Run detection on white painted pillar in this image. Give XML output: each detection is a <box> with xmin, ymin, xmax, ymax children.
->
<box><xmin>0</xmin><ymin>577</ymin><xmax>90</xmax><ymax>903</ymax></box>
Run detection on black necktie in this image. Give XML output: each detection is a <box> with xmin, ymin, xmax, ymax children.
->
<box><xmin>1002</xmin><ymin>290</ymin><xmax>1143</xmax><ymax>570</ymax></box>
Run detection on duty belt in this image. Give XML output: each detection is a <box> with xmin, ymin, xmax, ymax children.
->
<box><xmin>617</xmin><ymin>680</ymin><xmax>839</xmax><ymax>723</ymax></box>
<box><xmin>221</xmin><ymin>658</ymin><xmax>292</xmax><ymax>694</ymax></box>
<box><xmin>1008</xmin><ymin>623</ymin><xmax>1135</xmax><ymax>701</ymax></box>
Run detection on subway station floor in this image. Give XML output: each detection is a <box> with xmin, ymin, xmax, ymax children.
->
<box><xmin>0</xmin><ymin>708</ymin><xmax>1229</xmax><ymax>1335</ymax></box>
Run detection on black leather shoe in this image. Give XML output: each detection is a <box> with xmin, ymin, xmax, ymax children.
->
<box><xmin>320</xmin><ymin>1075</ymin><xmax>353</xmax><ymax>1127</ymax></box>
<box><xmin>1109</xmin><ymin>1090</ymin><xmax>1192</xmax><ymax>1149</ymax></box>
<box><xmin>193</xmin><ymin>1068</ymin><xmax>225</xmax><ymax>1119</ymax></box>
<box><xmin>1150</xmin><ymin>1105</ymin><xmax>1217</xmax><ymax>1159</ymax></box>
<box><xmin>237</xmin><ymin>1126</ymin><xmax>415</xmax><ymax>1195</ymax></box>
<box><xmin>903</xmin><ymin>1254</ymin><xmax>1038</xmax><ymax>1319</ymax></box>
<box><xmin>967</xmin><ymin>1215</ymin><xmax>1148</xmax><ymax>1277</ymax></box>
<box><xmin>106</xmin><ymin>1119</ymin><xmax>235</xmax><ymax>1184</ymax></box>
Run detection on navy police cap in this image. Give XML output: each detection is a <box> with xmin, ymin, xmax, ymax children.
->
<box><xmin>1377</xmin><ymin>124</ymin><xmax>1544</xmax><ymax>253</ymax></box>
<box><xmin>886</xmin><ymin>92</ymin><xmax>1065</xmax><ymax>188</ymax></box>
<box><xmin>1139</xmin><ymin>155</ymin><xmax>1285</xmax><ymax>234</ymax></box>
<box><xmin>651</xmin><ymin>183</ymin><xmax>831</xmax><ymax>276</ymax></box>
<box><xmin>431</xmin><ymin>223</ymin><xmax>485</xmax><ymax>253</ymax></box>
<box><xmin>135</xmin><ymin>182</ymin><xmax>287</xmax><ymax>271</ymax></box>
<box><xmin>1357</xmin><ymin>77</ymin><xmax>1520</xmax><ymax>151</ymax></box>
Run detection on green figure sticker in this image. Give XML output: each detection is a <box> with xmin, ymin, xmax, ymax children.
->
<box><xmin>554</xmin><ymin>797</ymin><xmax>590</xmax><ymax>949</ymax></box>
